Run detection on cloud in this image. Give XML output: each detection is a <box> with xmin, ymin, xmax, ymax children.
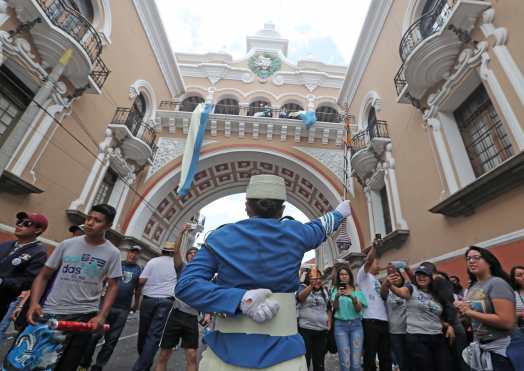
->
<box><xmin>288</xmin><ymin>36</ymin><xmax>346</xmax><ymax>65</ymax></box>
<box><xmin>156</xmin><ymin>0</ymin><xmax>371</xmax><ymax>65</ymax></box>
<box><xmin>196</xmin><ymin>193</ymin><xmax>308</xmax><ymax>241</ymax></box>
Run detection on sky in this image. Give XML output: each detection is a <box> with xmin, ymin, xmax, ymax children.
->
<box><xmin>155</xmin><ymin>0</ymin><xmax>371</xmax><ymax>65</ymax></box>
<box><xmin>154</xmin><ymin>1</ymin><xmax>372</xmax><ymax>262</ymax></box>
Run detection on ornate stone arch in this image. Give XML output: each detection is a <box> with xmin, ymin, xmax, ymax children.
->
<box><xmin>245</xmin><ymin>90</ymin><xmax>278</xmax><ymax>104</ymax></box>
<box><xmin>129</xmin><ymin>79</ymin><xmax>157</xmax><ymax>122</ymax></box>
<box><xmin>214</xmin><ymin>90</ymin><xmax>242</xmax><ymax>104</ymax></box>
<box><xmin>358</xmin><ymin>90</ymin><xmax>382</xmax><ymax>130</ymax></box>
<box><xmin>122</xmin><ymin>145</ymin><xmax>364</xmax><ymax>260</ymax></box>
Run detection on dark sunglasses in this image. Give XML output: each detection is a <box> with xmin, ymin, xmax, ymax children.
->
<box><xmin>16</xmin><ymin>219</ymin><xmax>36</xmax><ymax>228</ymax></box>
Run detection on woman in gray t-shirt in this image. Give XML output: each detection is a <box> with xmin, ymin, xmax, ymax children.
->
<box><xmin>388</xmin><ymin>263</ymin><xmax>453</xmax><ymax>371</ymax></box>
<box><xmin>455</xmin><ymin>246</ymin><xmax>516</xmax><ymax>370</ymax></box>
<box><xmin>296</xmin><ymin>268</ymin><xmax>330</xmax><ymax>371</ymax></box>
<box><xmin>381</xmin><ymin>262</ymin><xmax>411</xmax><ymax>371</ymax></box>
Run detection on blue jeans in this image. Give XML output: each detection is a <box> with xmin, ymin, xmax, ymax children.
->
<box><xmin>132</xmin><ymin>296</ymin><xmax>173</xmax><ymax>371</ymax></box>
<box><xmin>334</xmin><ymin>318</ymin><xmax>363</xmax><ymax>371</ymax></box>
<box><xmin>0</xmin><ymin>298</ymin><xmax>20</xmax><ymax>347</ymax></box>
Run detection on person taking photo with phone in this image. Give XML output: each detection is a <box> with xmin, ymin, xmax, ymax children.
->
<box><xmin>331</xmin><ymin>265</ymin><xmax>367</xmax><ymax>371</ymax></box>
<box><xmin>296</xmin><ymin>267</ymin><xmax>331</xmax><ymax>371</ymax></box>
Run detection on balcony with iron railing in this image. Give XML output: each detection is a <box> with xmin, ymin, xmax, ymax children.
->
<box><xmin>109</xmin><ymin>107</ymin><xmax>157</xmax><ymax>169</ymax></box>
<box><xmin>393</xmin><ymin>0</ymin><xmax>489</xmax><ymax>105</ymax></box>
<box><xmin>15</xmin><ymin>0</ymin><xmax>110</xmax><ymax>91</ymax></box>
<box><xmin>158</xmin><ymin>101</ymin><xmax>344</xmax><ymax>123</ymax></box>
<box><xmin>157</xmin><ymin>100</ymin><xmax>346</xmax><ymax>146</ymax></box>
<box><xmin>350</xmin><ymin>121</ymin><xmax>391</xmax><ymax>184</ymax></box>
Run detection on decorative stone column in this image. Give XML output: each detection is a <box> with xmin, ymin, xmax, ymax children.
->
<box><xmin>69</xmin><ymin>129</ymin><xmax>113</xmax><ymax>211</ymax></box>
<box><xmin>383</xmin><ymin>144</ymin><xmax>408</xmax><ymax>230</ymax></box>
<box><xmin>424</xmin><ymin>117</ymin><xmax>459</xmax><ymax>194</ymax></box>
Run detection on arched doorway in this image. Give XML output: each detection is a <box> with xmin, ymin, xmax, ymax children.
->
<box><xmin>123</xmin><ymin>146</ymin><xmax>363</xmax><ymax>269</ymax></box>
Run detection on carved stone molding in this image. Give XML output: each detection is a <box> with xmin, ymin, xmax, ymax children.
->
<box><xmin>146</xmin><ymin>137</ymin><xmax>216</xmax><ymax>180</ymax></box>
<box><xmin>294</xmin><ymin>146</ymin><xmax>344</xmax><ymax>182</ymax></box>
<box><xmin>424</xmin><ymin>42</ymin><xmax>488</xmax><ymax>121</ymax></box>
<box><xmin>0</xmin><ymin>32</ymin><xmax>69</xmax><ymax>106</ymax></box>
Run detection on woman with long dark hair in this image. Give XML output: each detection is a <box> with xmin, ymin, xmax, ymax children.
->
<box><xmin>388</xmin><ymin>263</ymin><xmax>453</xmax><ymax>371</ymax></box>
<box><xmin>510</xmin><ymin>266</ymin><xmax>524</xmax><ymax>333</ymax></box>
<box><xmin>455</xmin><ymin>246</ymin><xmax>516</xmax><ymax>371</ymax></box>
<box><xmin>331</xmin><ymin>266</ymin><xmax>367</xmax><ymax>371</ymax></box>
<box><xmin>297</xmin><ymin>267</ymin><xmax>331</xmax><ymax>371</ymax></box>
<box><xmin>380</xmin><ymin>261</ymin><xmax>411</xmax><ymax>371</ymax></box>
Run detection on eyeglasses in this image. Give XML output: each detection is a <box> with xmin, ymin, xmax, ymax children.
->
<box><xmin>16</xmin><ymin>219</ymin><xmax>36</xmax><ymax>228</ymax></box>
<box><xmin>466</xmin><ymin>255</ymin><xmax>482</xmax><ymax>262</ymax></box>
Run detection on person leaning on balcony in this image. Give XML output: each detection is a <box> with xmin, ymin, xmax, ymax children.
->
<box><xmin>0</xmin><ymin>211</ymin><xmax>48</xmax><ymax>321</ymax></box>
<box><xmin>175</xmin><ymin>174</ymin><xmax>351</xmax><ymax>370</ymax></box>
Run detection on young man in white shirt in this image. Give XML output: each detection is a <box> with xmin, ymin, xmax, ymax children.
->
<box><xmin>132</xmin><ymin>240</ymin><xmax>180</xmax><ymax>371</ymax></box>
<box><xmin>356</xmin><ymin>238</ymin><xmax>392</xmax><ymax>371</ymax></box>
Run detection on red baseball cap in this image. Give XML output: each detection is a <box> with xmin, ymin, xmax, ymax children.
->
<box><xmin>16</xmin><ymin>211</ymin><xmax>48</xmax><ymax>231</ymax></box>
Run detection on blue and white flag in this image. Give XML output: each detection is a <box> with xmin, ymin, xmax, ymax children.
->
<box><xmin>177</xmin><ymin>103</ymin><xmax>213</xmax><ymax>196</ymax></box>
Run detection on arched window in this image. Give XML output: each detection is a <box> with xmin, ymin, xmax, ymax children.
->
<box><xmin>180</xmin><ymin>96</ymin><xmax>204</xmax><ymax>112</ymax></box>
<box><xmin>126</xmin><ymin>93</ymin><xmax>147</xmax><ymax>135</ymax></box>
<box><xmin>316</xmin><ymin>106</ymin><xmax>340</xmax><ymax>123</ymax></box>
<box><xmin>215</xmin><ymin>98</ymin><xmax>239</xmax><ymax>115</ymax></box>
<box><xmin>64</xmin><ymin>0</ymin><xmax>94</xmax><ymax>21</ymax></box>
<box><xmin>419</xmin><ymin>0</ymin><xmax>447</xmax><ymax>38</ymax></box>
<box><xmin>281</xmin><ymin>103</ymin><xmax>303</xmax><ymax>114</ymax></box>
<box><xmin>367</xmin><ymin>106</ymin><xmax>377</xmax><ymax>138</ymax></box>
<box><xmin>248</xmin><ymin>100</ymin><xmax>272</xmax><ymax>117</ymax></box>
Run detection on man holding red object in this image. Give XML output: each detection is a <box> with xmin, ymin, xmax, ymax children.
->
<box><xmin>26</xmin><ymin>204</ymin><xmax>122</xmax><ymax>371</ymax></box>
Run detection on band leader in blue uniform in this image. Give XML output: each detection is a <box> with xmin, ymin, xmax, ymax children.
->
<box><xmin>176</xmin><ymin>174</ymin><xmax>352</xmax><ymax>370</ymax></box>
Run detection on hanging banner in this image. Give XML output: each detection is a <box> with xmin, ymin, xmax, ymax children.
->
<box><xmin>177</xmin><ymin>103</ymin><xmax>213</xmax><ymax>196</ymax></box>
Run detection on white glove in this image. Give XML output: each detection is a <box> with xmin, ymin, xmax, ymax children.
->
<box><xmin>240</xmin><ymin>289</ymin><xmax>280</xmax><ymax>323</ymax></box>
<box><xmin>335</xmin><ymin>200</ymin><xmax>352</xmax><ymax>217</ymax></box>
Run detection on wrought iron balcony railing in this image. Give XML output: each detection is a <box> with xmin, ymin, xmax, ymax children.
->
<box><xmin>111</xmin><ymin>107</ymin><xmax>157</xmax><ymax>156</ymax></box>
<box><xmin>399</xmin><ymin>0</ymin><xmax>455</xmax><ymax>62</ymax></box>
<box><xmin>158</xmin><ymin>101</ymin><xmax>344</xmax><ymax>123</ymax></box>
<box><xmin>394</xmin><ymin>0</ymin><xmax>456</xmax><ymax>101</ymax></box>
<box><xmin>35</xmin><ymin>0</ymin><xmax>110</xmax><ymax>88</ymax></box>
<box><xmin>90</xmin><ymin>56</ymin><xmax>110</xmax><ymax>89</ymax></box>
<box><xmin>350</xmin><ymin>120</ymin><xmax>390</xmax><ymax>153</ymax></box>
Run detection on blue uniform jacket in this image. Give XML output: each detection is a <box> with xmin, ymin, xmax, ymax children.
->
<box><xmin>175</xmin><ymin>211</ymin><xmax>344</xmax><ymax>368</ymax></box>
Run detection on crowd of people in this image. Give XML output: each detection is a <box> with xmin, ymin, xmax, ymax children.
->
<box><xmin>0</xmin><ymin>205</ymin><xmax>207</xmax><ymax>371</ymax></box>
<box><xmin>297</xmin><ymin>242</ymin><xmax>524</xmax><ymax>371</ymax></box>
<box><xmin>0</xmin><ymin>174</ymin><xmax>522</xmax><ymax>371</ymax></box>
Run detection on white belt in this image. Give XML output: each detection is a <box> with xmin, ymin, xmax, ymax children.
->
<box><xmin>214</xmin><ymin>293</ymin><xmax>297</xmax><ymax>337</ymax></box>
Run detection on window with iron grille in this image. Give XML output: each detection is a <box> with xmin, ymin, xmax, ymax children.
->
<box><xmin>454</xmin><ymin>85</ymin><xmax>513</xmax><ymax>177</ymax></box>
<box><xmin>0</xmin><ymin>66</ymin><xmax>33</xmax><ymax>147</ymax></box>
<box><xmin>215</xmin><ymin>98</ymin><xmax>239</xmax><ymax>115</ymax></box>
<box><xmin>248</xmin><ymin>100</ymin><xmax>271</xmax><ymax>116</ymax></box>
<box><xmin>180</xmin><ymin>96</ymin><xmax>204</xmax><ymax>112</ymax></box>
<box><xmin>281</xmin><ymin>103</ymin><xmax>303</xmax><ymax>113</ymax></box>
<box><xmin>93</xmin><ymin>169</ymin><xmax>118</xmax><ymax>206</ymax></box>
<box><xmin>380</xmin><ymin>187</ymin><xmax>393</xmax><ymax>235</ymax></box>
<box><xmin>316</xmin><ymin>106</ymin><xmax>339</xmax><ymax>123</ymax></box>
